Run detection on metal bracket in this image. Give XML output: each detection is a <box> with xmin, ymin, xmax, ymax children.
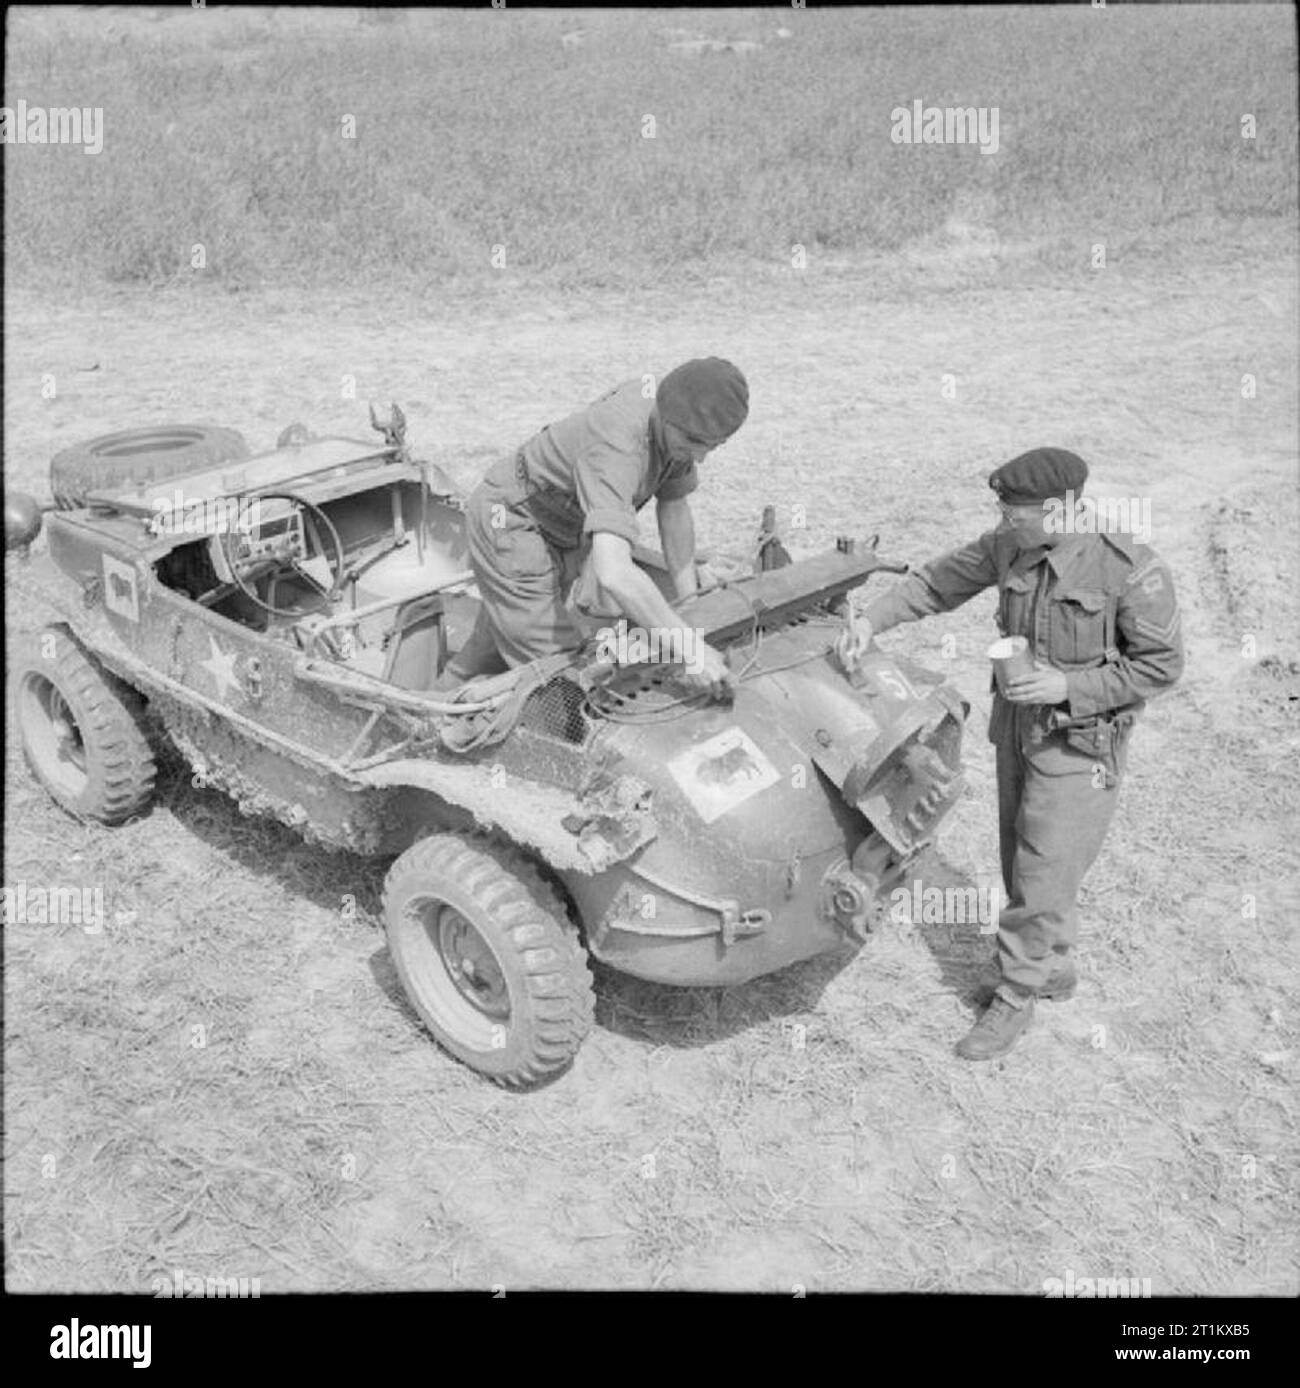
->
<box><xmin>606</xmin><ymin>867</ymin><xmax>771</xmax><ymax>947</ymax></box>
<box><xmin>721</xmin><ymin>905</ymin><xmax>771</xmax><ymax>947</ymax></box>
<box><xmin>245</xmin><ymin>656</ymin><xmax>264</xmax><ymax>703</ymax></box>
<box><xmin>369</xmin><ymin>401</ymin><xmax>407</xmax><ymax>450</ymax></box>
<box><xmin>821</xmin><ymin>857</ymin><xmax>886</xmax><ymax>942</ymax></box>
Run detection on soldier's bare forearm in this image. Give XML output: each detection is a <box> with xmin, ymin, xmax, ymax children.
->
<box><xmin>657</xmin><ymin>497</ymin><xmax>697</xmax><ymax>600</ymax></box>
<box><xmin>594</xmin><ymin>553</ymin><xmax>696</xmax><ymax>641</ymax></box>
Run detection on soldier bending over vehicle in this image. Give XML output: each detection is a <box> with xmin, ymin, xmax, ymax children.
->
<box><xmin>437</xmin><ymin>358</ymin><xmax>749</xmax><ymax>697</ymax></box>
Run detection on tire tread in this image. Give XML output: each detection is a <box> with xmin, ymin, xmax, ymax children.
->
<box><xmin>381</xmin><ymin>833</ymin><xmax>594</xmax><ymax>1088</ymax></box>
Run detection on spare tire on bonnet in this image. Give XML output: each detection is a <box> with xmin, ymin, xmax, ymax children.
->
<box><xmin>50</xmin><ymin>424</ymin><xmax>251</xmax><ymax>510</ymax></box>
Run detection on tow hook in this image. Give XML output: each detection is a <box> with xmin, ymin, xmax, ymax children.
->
<box><xmin>821</xmin><ymin>859</ymin><xmax>884</xmax><ymax>942</ymax></box>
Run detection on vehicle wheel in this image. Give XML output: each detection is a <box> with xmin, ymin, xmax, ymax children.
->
<box><xmin>11</xmin><ymin>629</ymin><xmax>156</xmax><ymax>823</ymax></box>
<box><xmin>50</xmin><ymin>424</ymin><xmax>250</xmax><ymax>510</ymax></box>
<box><xmin>383</xmin><ymin>833</ymin><xmax>594</xmax><ymax>1087</ymax></box>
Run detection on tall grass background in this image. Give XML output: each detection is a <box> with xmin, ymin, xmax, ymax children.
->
<box><xmin>3</xmin><ymin>4</ymin><xmax>1296</xmax><ymax>292</ymax></box>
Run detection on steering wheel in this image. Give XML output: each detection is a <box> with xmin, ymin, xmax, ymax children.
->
<box><xmin>217</xmin><ymin>491</ymin><xmax>347</xmax><ymax>619</ymax></box>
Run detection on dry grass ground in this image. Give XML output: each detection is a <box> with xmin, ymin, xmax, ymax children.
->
<box><xmin>4</xmin><ymin>1</ymin><xmax>1298</xmax><ymax>1297</ymax></box>
<box><xmin>5</xmin><ymin>212</ymin><xmax>1297</xmax><ymax>1293</ymax></box>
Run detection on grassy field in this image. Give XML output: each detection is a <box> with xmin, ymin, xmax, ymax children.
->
<box><xmin>4</xmin><ymin>4</ymin><xmax>1296</xmax><ymax>290</ymax></box>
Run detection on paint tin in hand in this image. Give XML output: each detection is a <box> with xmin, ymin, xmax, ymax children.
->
<box><xmin>989</xmin><ymin>635</ymin><xmax>1035</xmax><ymax>693</ymax></box>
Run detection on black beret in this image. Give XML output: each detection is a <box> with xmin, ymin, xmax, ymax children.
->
<box><xmin>656</xmin><ymin>357</ymin><xmax>749</xmax><ymax>446</ymax></box>
<box><xmin>989</xmin><ymin>447</ymin><xmax>1088</xmax><ymax>505</ymax></box>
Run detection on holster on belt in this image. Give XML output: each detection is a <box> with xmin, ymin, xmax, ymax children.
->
<box><xmin>1045</xmin><ymin>706</ymin><xmax>1138</xmax><ymax>785</ymax></box>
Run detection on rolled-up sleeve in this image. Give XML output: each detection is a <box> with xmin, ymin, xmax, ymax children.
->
<box><xmin>656</xmin><ymin>459</ymin><xmax>698</xmax><ymax>503</ymax></box>
<box><xmin>575</xmin><ymin>448</ymin><xmax>642</xmax><ymax>544</ymax></box>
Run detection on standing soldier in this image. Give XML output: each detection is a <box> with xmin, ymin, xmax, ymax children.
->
<box><xmin>437</xmin><ymin>358</ymin><xmax>748</xmax><ymax>696</ymax></box>
<box><xmin>838</xmin><ymin>448</ymin><xmax>1183</xmax><ymax>1060</ymax></box>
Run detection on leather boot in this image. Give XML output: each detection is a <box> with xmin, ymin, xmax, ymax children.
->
<box><xmin>956</xmin><ymin>994</ymin><xmax>1035</xmax><ymax>1061</ymax></box>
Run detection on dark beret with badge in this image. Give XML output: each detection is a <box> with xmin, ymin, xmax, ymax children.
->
<box><xmin>989</xmin><ymin>447</ymin><xmax>1089</xmax><ymax>505</ymax></box>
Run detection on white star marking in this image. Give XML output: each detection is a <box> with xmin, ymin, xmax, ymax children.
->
<box><xmin>199</xmin><ymin>634</ymin><xmax>243</xmax><ymax>701</ymax></box>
